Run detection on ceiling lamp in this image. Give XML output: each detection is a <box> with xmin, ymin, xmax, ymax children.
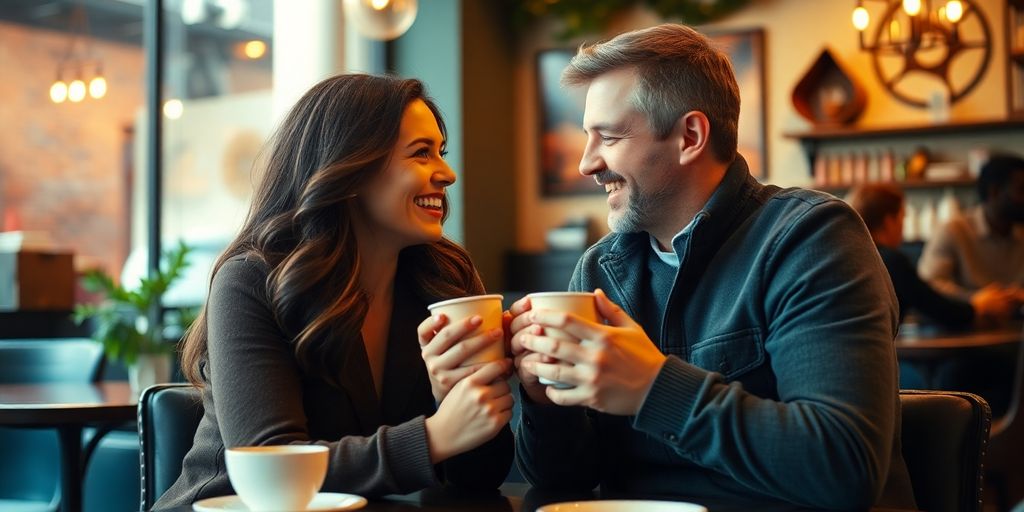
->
<box><xmin>342</xmin><ymin>0</ymin><xmax>418</xmax><ymax>41</ymax></box>
<box><xmin>50</xmin><ymin>4</ymin><xmax>106</xmax><ymax>105</ymax></box>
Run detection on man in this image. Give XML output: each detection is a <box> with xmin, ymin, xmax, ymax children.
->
<box><xmin>918</xmin><ymin>154</ymin><xmax>1024</xmax><ymax>299</ymax></box>
<box><xmin>508</xmin><ymin>24</ymin><xmax>916</xmax><ymax>509</ymax></box>
<box><xmin>848</xmin><ymin>183</ymin><xmax>1016</xmax><ymax>329</ymax></box>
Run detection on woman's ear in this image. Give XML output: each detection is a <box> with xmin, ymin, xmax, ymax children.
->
<box><xmin>676</xmin><ymin>111</ymin><xmax>711</xmax><ymax>166</ymax></box>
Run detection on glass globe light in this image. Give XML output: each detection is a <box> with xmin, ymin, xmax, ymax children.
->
<box><xmin>945</xmin><ymin>0</ymin><xmax>964</xmax><ymax>23</ymax></box>
<box><xmin>89</xmin><ymin>76</ymin><xmax>107</xmax><ymax>99</ymax></box>
<box><xmin>852</xmin><ymin>7</ymin><xmax>870</xmax><ymax>31</ymax></box>
<box><xmin>342</xmin><ymin>0</ymin><xmax>417</xmax><ymax>41</ymax></box>
<box><xmin>68</xmin><ymin>79</ymin><xmax>86</xmax><ymax>102</ymax></box>
<box><xmin>50</xmin><ymin>80</ymin><xmax>68</xmax><ymax>103</ymax></box>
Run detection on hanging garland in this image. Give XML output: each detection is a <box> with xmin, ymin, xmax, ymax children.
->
<box><xmin>510</xmin><ymin>0</ymin><xmax>752</xmax><ymax>40</ymax></box>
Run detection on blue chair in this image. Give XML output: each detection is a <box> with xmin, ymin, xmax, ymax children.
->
<box><xmin>0</xmin><ymin>338</ymin><xmax>104</xmax><ymax>512</ymax></box>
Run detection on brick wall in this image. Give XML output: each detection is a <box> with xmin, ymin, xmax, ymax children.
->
<box><xmin>0</xmin><ymin>20</ymin><xmax>144</xmax><ymax>277</ymax></box>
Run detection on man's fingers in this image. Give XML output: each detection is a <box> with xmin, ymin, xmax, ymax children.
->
<box><xmin>522</xmin><ymin>359</ymin><xmax>579</xmax><ymax>387</ymax></box>
<box><xmin>520</xmin><ymin>332</ymin><xmax>586</xmax><ymax>363</ymax></box>
<box><xmin>595</xmin><ymin>288</ymin><xmax>638</xmax><ymax>328</ymax></box>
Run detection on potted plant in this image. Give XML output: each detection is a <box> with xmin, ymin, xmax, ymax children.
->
<box><xmin>74</xmin><ymin>241</ymin><xmax>194</xmax><ymax>395</ymax></box>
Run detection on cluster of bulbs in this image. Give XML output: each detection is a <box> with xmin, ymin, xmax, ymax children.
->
<box><xmin>49</xmin><ymin>64</ymin><xmax>107</xmax><ymax>104</ymax></box>
<box><xmin>852</xmin><ymin>0</ymin><xmax>965</xmax><ymax>37</ymax></box>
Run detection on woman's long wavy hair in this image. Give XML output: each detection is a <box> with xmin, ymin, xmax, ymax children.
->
<box><xmin>180</xmin><ymin>74</ymin><xmax>483</xmax><ymax>387</ymax></box>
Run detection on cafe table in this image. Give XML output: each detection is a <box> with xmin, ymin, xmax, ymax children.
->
<box><xmin>0</xmin><ymin>381</ymin><xmax>137</xmax><ymax>512</ymax></box>
<box><xmin>894</xmin><ymin>323</ymin><xmax>1022</xmax><ymax>389</ymax></box>
<box><xmin>151</xmin><ymin>482</ymin><xmax>919</xmax><ymax>512</ymax></box>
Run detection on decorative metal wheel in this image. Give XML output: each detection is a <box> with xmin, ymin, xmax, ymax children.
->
<box><xmin>869</xmin><ymin>0</ymin><xmax>991</xmax><ymax>108</ymax></box>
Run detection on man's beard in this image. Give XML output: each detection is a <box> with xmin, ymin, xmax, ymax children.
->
<box><xmin>605</xmin><ymin>175</ymin><xmax>673</xmax><ymax>234</ymax></box>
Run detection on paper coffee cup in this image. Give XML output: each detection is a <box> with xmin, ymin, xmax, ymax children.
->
<box><xmin>527</xmin><ymin>292</ymin><xmax>598</xmax><ymax>389</ymax></box>
<box><xmin>427</xmin><ymin>294</ymin><xmax>505</xmax><ymax>366</ymax></box>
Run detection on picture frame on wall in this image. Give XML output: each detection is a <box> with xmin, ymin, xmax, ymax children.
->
<box><xmin>535</xmin><ymin>28</ymin><xmax>767</xmax><ymax>197</ymax></box>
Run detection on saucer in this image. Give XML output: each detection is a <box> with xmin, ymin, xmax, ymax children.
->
<box><xmin>193</xmin><ymin>492</ymin><xmax>367</xmax><ymax>511</ymax></box>
<box><xmin>537</xmin><ymin>500</ymin><xmax>707</xmax><ymax>512</ymax></box>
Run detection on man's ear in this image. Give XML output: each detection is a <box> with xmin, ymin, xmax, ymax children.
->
<box><xmin>676</xmin><ymin>111</ymin><xmax>711</xmax><ymax>166</ymax></box>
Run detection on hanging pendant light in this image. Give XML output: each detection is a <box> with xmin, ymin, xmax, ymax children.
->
<box><xmin>342</xmin><ymin>0</ymin><xmax>418</xmax><ymax>41</ymax></box>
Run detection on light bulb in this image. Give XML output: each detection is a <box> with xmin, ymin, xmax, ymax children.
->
<box><xmin>342</xmin><ymin>0</ymin><xmax>417</xmax><ymax>41</ymax></box>
<box><xmin>163</xmin><ymin>99</ymin><xmax>184</xmax><ymax>119</ymax></box>
<box><xmin>89</xmin><ymin>76</ymin><xmax>107</xmax><ymax>99</ymax></box>
<box><xmin>852</xmin><ymin>7</ymin><xmax>870</xmax><ymax>31</ymax></box>
<box><xmin>50</xmin><ymin>80</ymin><xmax>68</xmax><ymax>103</ymax></box>
<box><xmin>68</xmin><ymin>79</ymin><xmax>86</xmax><ymax>102</ymax></box>
<box><xmin>945</xmin><ymin>0</ymin><xmax>963</xmax><ymax>23</ymax></box>
<box><xmin>902</xmin><ymin>0</ymin><xmax>922</xmax><ymax>16</ymax></box>
<box><xmin>243</xmin><ymin>40</ymin><xmax>266</xmax><ymax>59</ymax></box>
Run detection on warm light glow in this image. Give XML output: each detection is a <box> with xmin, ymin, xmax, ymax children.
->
<box><xmin>369</xmin><ymin>0</ymin><xmax>390</xmax><ymax>10</ymax></box>
<box><xmin>243</xmin><ymin>40</ymin><xmax>266</xmax><ymax>59</ymax></box>
<box><xmin>50</xmin><ymin>81</ymin><xmax>68</xmax><ymax>103</ymax></box>
<box><xmin>88</xmin><ymin>76</ymin><xmax>107</xmax><ymax>99</ymax></box>
<box><xmin>68</xmin><ymin>79</ymin><xmax>86</xmax><ymax>102</ymax></box>
<box><xmin>945</xmin><ymin>0</ymin><xmax>964</xmax><ymax>23</ymax></box>
<box><xmin>163</xmin><ymin>98</ymin><xmax>184</xmax><ymax>119</ymax></box>
<box><xmin>889</xmin><ymin>18</ymin><xmax>901</xmax><ymax>40</ymax></box>
<box><xmin>852</xmin><ymin>7</ymin><xmax>870</xmax><ymax>31</ymax></box>
<box><xmin>902</xmin><ymin>0</ymin><xmax>922</xmax><ymax>16</ymax></box>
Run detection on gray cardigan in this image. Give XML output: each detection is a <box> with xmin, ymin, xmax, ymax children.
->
<box><xmin>516</xmin><ymin>157</ymin><xmax>916</xmax><ymax>510</ymax></box>
<box><xmin>155</xmin><ymin>256</ymin><xmax>513</xmax><ymax>508</ymax></box>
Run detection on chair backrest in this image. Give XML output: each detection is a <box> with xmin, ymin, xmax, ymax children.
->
<box><xmin>986</xmin><ymin>330</ymin><xmax>1024</xmax><ymax>472</ymax></box>
<box><xmin>138</xmin><ymin>383</ymin><xmax>203</xmax><ymax>510</ymax></box>
<box><xmin>0</xmin><ymin>338</ymin><xmax>104</xmax><ymax>384</ymax></box>
<box><xmin>0</xmin><ymin>338</ymin><xmax>106</xmax><ymax>508</ymax></box>
<box><xmin>900</xmin><ymin>390</ymin><xmax>991</xmax><ymax>512</ymax></box>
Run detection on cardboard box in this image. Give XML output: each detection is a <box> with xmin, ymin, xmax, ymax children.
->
<box><xmin>0</xmin><ymin>251</ymin><xmax>74</xmax><ymax>311</ymax></box>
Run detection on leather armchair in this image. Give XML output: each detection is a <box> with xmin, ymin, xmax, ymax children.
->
<box><xmin>900</xmin><ymin>389</ymin><xmax>991</xmax><ymax>512</ymax></box>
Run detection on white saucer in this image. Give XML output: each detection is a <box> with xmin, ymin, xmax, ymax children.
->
<box><xmin>193</xmin><ymin>492</ymin><xmax>367</xmax><ymax>511</ymax></box>
<box><xmin>537</xmin><ymin>500</ymin><xmax>707</xmax><ymax>512</ymax></box>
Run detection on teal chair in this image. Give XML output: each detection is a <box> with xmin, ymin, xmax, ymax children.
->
<box><xmin>0</xmin><ymin>338</ymin><xmax>104</xmax><ymax>512</ymax></box>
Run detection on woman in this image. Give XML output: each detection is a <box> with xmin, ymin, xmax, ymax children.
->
<box><xmin>156</xmin><ymin>74</ymin><xmax>514</xmax><ymax>508</ymax></box>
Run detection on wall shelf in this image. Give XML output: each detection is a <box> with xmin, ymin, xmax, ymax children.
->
<box><xmin>814</xmin><ymin>177</ymin><xmax>976</xmax><ymax>195</ymax></box>
<box><xmin>782</xmin><ymin>118</ymin><xmax>1024</xmax><ymax>172</ymax></box>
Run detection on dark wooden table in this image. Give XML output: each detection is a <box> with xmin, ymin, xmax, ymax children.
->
<box><xmin>0</xmin><ymin>381</ymin><xmax>137</xmax><ymax>512</ymax></box>
<box><xmin>151</xmin><ymin>482</ymin><xmax>917</xmax><ymax>512</ymax></box>
<box><xmin>894</xmin><ymin>324</ymin><xmax>1022</xmax><ymax>389</ymax></box>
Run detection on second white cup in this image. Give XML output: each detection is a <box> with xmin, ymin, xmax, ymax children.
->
<box><xmin>225</xmin><ymin>445</ymin><xmax>329</xmax><ymax>512</ymax></box>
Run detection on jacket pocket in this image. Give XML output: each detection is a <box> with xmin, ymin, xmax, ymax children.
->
<box><xmin>688</xmin><ymin>327</ymin><xmax>765</xmax><ymax>380</ymax></box>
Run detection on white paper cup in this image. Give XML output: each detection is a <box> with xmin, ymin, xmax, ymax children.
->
<box><xmin>427</xmin><ymin>294</ymin><xmax>505</xmax><ymax>366</ymax></box>
<box><xmin>527</xmin><ymin>292</ymin><xmax>598</xmax><ymax>389</ymax></box>
<box><xmin>225</xmin><ymin>445</ymin><xmax>328</xmax><ymax>511</ymax></box>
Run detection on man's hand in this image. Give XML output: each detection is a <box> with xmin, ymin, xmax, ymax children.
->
<box><xmin>507</xmin><ymin>297</ymin><xmax>556</xmax><ymax>405</ymax></box>
<box><xmin>515</xmin><ymin>289</ymin><xmax>667</xmax><ymax>416</ymax></box>
<box><xmin>970</xmin><ymin>284</ymin><xmax>1018</xmax><ymax>327</ymax></box>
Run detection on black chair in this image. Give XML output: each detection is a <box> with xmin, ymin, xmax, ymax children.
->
<box><xmin>900</xmin><ymin>389</ymin><xmax>991</xmax><ymax>512</ymax></box>
<box><xmin>138</xmin><ymin>383</ymin><xmax>203</xmax><ymax>510</ymax></box>
<box><xmin>0</xmin><ymin>338</ymin><xmax>105</xmax><ymax>512</ymax></box>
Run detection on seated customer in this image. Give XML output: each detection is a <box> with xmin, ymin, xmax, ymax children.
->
<box><xmin>918</xmin><ymin>153</ymin><xmax>1024</xmax><ymax>300</ymax></box>
<box><xmin>848</xmin><ymin>183</ymin><xmax>1017</xmax><ymax>329</ymax></box>
<box><xmin>156</xmin><ymin>74</ymin><xmax>514</xmax><ymax>508</ymax></box>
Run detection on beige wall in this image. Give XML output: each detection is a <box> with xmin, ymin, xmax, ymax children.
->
<box><xmin>512</xmin><ymin>0</ymin><xmax>1014</xmax><ymax>251</ymax></box>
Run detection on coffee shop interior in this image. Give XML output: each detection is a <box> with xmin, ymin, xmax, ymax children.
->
<box><xmin>1</xmin><ymin>0</ymin><xmax>1024</xmax><ymax>511</ymax></box>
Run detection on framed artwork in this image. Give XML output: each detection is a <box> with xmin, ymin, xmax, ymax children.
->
<box><xmin>535</xmin><ymin>28</ymin><xmax>767</xmax><ymax>197</ymax></box>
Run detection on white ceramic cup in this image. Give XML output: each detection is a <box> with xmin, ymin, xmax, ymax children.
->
<box><xmin>427</xmin><ymin>294</ymin><xmax>505</xmax><ymax>366</ymax></box>
<box><xmin>225</xmin><ymin>445</ymin><xmax>329</xmax><ymax>512</ymax></box>
<box><xmin>527</xmin><ymin>291</ymin><xmax>598</xmax><ymax>389</ymax></box>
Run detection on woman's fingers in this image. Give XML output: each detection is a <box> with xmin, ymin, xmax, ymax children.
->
<box><xmin>421</xmin><ymin>315</ymin><xmax>483</xmax><ymax>357</ymax></box>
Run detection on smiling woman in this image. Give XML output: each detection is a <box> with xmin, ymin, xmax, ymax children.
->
<box><xmin>155</xmin><ymin>74</ymin><xmax>514</xmax><ymax>508</ymax></box>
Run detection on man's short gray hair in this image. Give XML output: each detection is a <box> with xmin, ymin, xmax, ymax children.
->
<box><xmin>562</xmin><ymin>24</ymin><xmax>740</xmax><ymax>164</ymax></box>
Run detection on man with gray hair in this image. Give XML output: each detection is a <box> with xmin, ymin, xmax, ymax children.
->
<box><xmin>508</xmin><ymin>24</ymin><xmax>916</xmax><ymax>509</ymax></box>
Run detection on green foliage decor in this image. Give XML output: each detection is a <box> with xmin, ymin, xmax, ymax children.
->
<box><xmin>74</xmin><ymin>241</ymin><xmax>194</xmax><ymax>365</ymax></box>
<box><xmin>510</xmin><ymin>0</ymin><xmax>752</xmax><ymax>39</ymax></box>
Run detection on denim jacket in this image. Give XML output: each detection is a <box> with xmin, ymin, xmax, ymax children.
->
<box><xmin>517</xmin><ymin>157</ymin><xmax>916</xmax><ymax>510</ymax></box>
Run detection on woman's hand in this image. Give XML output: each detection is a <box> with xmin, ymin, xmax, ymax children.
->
<box><xmin>418</xmin><ymin>313</ymin><xmax>505</xmax><ymax>402</ymax></box>
<box><xmin>424</xmin><ymin>360</ymin><xmax>514</xmax><ymax>463</ymax></box>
